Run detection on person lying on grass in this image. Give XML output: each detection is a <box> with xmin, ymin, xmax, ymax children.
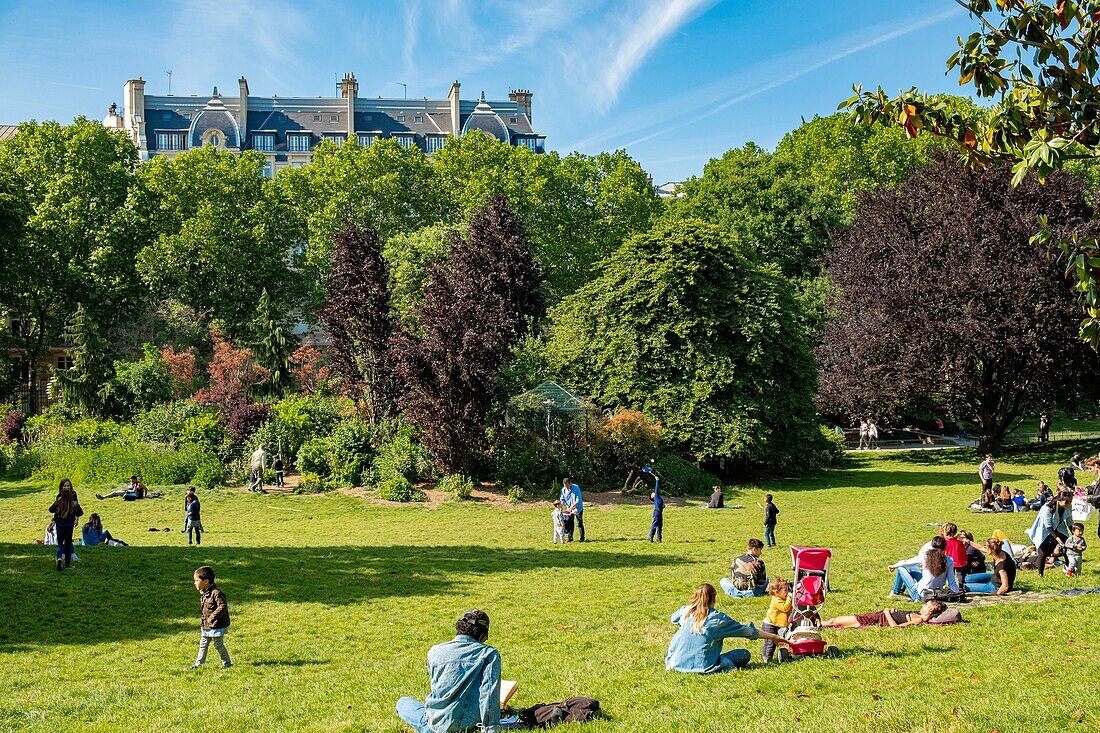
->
<box><xmin>96</xmin><ymin>475</ymin><xmax>162</xmax><ymax>501</ymax></box>
<box><xmin>666</xmin><ymin>583</ymin><xmax>788</xmax><ymax>673</ymax></box>
<box><xmin>822</xmin><ymin>600</ymin><xmax>946</xmax><ymax>629</ymax></box>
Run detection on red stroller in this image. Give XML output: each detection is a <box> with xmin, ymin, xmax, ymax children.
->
<box><xmin>776</xmin><ymin>546</ymin><xmax>839</xmax><ymax>662</ymax></box>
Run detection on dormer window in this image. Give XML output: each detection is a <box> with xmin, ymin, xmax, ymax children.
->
<box><xmin>425</xmin><ymin>136</ymin><xmax>446</xmax><ymax>153</ymax></box>
<box><xmin>287</xmin><ymin>133</ymin><xmax>311</xmax><ymax>153</ymax></box>
<box><xmin>156</xmin><ymin>132</ymin><xmax>186</xmax><ymax>151</ymax></box>
<box><xmin>330</xmin><ymin>114</ymin><xmax>340</xmax><ymax>122</ymax></box>
<box><xmin>322</xmin><ymin>132</ymin><xmax>346</xmax><ymax>145</ymax></box>
<box><xmin>414</xmin><ymin>115</ymin><xmax>423</xmax><ymax>123</ymax></box>
<box><xmin>510</xmin><ymin>117</ymin><xmax>518</xmax><ymax>124</ymax></box>
<box><xmin>393</xmin><ymin>134</ymin><xmax>415</xmax><ymax>149</ymax></box>
<box><xmin>313</xmin><ymin>114</ymin><xmax>322</xmax><ymax>121</ymax></box>
<box><xmin>253</xmin><ymin>133</ymin><xmax>275</xmax><ymax>152</ymax></box>
<box><xmin>357</xmin><ymin>133</ymin><xmax>374</xmax><ymax>148</ymax></box>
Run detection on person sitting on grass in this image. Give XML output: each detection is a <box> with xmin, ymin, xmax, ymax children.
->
<box><xmin>958</xmin><ymin>529</ymin><xmax>987</xmax><ymax>581</ymax></box>
<box><xmin>888</xmin><ymin>536</ymin><xmax>959</xmax><ymax>602</ymax></box>
<box><xmin>707</xmin><ymin>486</ymin><xmax>725</xmax><ymax>509</ymax></box>
<box><xmin>1026</xmin><ymin>489</ymin><xmax>1073</xmax><ymax>578</ymax></box>
<box><xmin>962</xmin><ymin>538</ymin><xmax>1016</xmax><ymax>594</ymax></box>
<box><xmin>720</xmin><ymin>539</ymin><xmax>768</xmax><ymax>598</ymax></box>
<box><xmin>996</xmin><ymin>486</ymin><xmax>1015</xmax><ymax>512</ymax></box>
<box><xmin>81</xmin><ymin>513</ymin><xmax>127</xmax><ymax>546</ymax></box>
<box><xmin>396</xmin><ymin>609</ymin><xmax>501</xmax><ymax>733</ymax></box>
<box><xmin>666</xmin><ymin>583</ymin><xmax>788</xmax><ymax>673</ymax></box>
<box><xmin>822</xmin><ymin>600</ymin><xmax>946</xmax><ymax>629</ymax></box>
<box><xmin>1029</xmin><ymin>481</ymin><xmax>1053</xmax><ymax>511</ymax></box>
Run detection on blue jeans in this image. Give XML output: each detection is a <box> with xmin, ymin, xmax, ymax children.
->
<box><xmin>395</xmin><ymin>697</ymin><xmax>432</xmax><ymax>733</ymax></box>
<box><xmin>649</xmin><ymin>513</ymin><xmax>663</xmax><ymax>542</ymax></box>
<box><xmin>720</xmin><ymin>577</ymin><xmax>767</xmax><ymax>598</ymax></box>
<box><xmin>764</xmin><ymin>525</ymin><xmax>776</xmax><ymax>547</ymax></box>
<box><xmin>963</xmin><ymin>571</ymin><xmax>999</xmax><ymax>594</ymax></box>
<box><xmin>705</xmin><ymin>649</ymin><xmax>751</xmax><ymax>673</ymax></box>
<box><xmin>891</xmin><ymin>567</ymin><xmax>923</xmax><ymax>601</ymax></box>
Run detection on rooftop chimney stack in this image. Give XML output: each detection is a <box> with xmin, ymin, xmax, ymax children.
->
<box><xmin>340</xmin><ymin>73</ymin><xmax>358</xmax><ymax>137</ymax></box>
<box><xmin>508</xmin><ymin>89</ymin><xmax>533</xmax><ymax>122</ymax></box>
<box><xmin>449</xmin><ymin>80</ymin><xmax>461</xmax><ymax>137</ymax></box>
<box><xmin>237</xmin><ymin>76</ymin><xmax>250</xmax><ymax>136</ymax></box>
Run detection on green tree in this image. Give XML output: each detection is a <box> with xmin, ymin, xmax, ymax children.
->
<box><xmin>53</xmin><ymin>304</ymin><xmax>112</xmax><ymax>417</ymax></box>
<box><xmin>841</xmin><ymin>1</ymin><xmax>1100</xmax><ymax>346</ymax></box>
<box><xmin>668</xmin><ymin>142</ymin><xmax>842</xmax><ymax>278</ymax></box>
<box><xmin>108</xmin><ymin>344</ymin><xmax>173</xmax><ymax>415</ymax></box>
<box><xmin>381</xmin><ymin>224</ymin><xmax>453</xmax><ymax>323</ymax></box>
<box><xmin>433</xmin><ymin>134</ymin><xmax>660</xmax><ymax>297</ymax></box>
<box><xmin>132</xmin><ymin>145</ymin><xmax>297</xmax><ymax>338</ymax></box>
<box><xmin>548</xmin><ymin>219</ymin><xmax>824</xmax><ymax>469</ymax></box>
<box><xmin>252</xmin><ymin>287</ymin><xmax>293</xmax><ymax>395</ymax></box>
<box><xmin>0</xmin><ymin>118</ymin><xmax>144</xmax><ymax>411</ymax></box>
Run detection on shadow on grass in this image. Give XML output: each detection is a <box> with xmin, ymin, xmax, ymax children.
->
<box><xmin>0</xmin><ymin>542</ymin><xmax>687</xmax><ymax>651</ymax></box>
<box><xmin>250</xmin><ymin>658</ymin><xmax>330</xmax><ymax>667</ymax></box>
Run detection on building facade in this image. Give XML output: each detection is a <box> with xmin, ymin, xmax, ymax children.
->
<box><xmin>103</xmin><ymin>74</ymin><xmax>545</xmax><ymax>174</ymax></box>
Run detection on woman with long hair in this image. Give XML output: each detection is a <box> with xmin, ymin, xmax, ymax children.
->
<box><xmin>889</xmin><ymin>535</ymin><xmax>959</xmax><ymax>601</ymax></box>
<box><xmin>1027</xmin><ymin>489</ymin><xmax>1073</xmax><ymax>577</ymax></box>
<box><xmin>962</xmin><ymin>538</ymin><xmax>1016</xmax><ymax>594</ymax></box>
<box><xmin>81</xmin><ymin>513</ymin><xmax>127</xmax><ymax>547</ymax></box>
<box><xmin>48</xmin><ymin>479</ymin><xmax>84</xmax><ymax>571</ymax></box>
<box><xmin>665</xmin><ymin>583</ymin><xmax>787</xmax><ymax>673</ymax></box>
<box><xmin>823</xmin><ymin>600</ymin><xmax>946</xmax><ymax>629</ymax></box>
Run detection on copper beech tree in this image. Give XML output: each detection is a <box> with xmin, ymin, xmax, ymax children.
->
<box><xmin>842</xmin><ymin>0</ymin><xmax>1100</xmax><ymax>346</ymax></box>
<box><xmin>817</xmin><ymin>155</ymin><xmax>1100</xmax><ymax>453</ymax></box>
<box><xmin>394</xmin><ymin>196</ymin><xmax>544</xmax><ymax>474</ymax></box>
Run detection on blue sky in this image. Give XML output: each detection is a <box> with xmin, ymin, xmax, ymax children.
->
<box><xmin>0</xmin><ymin>0</ymin><xmax>980</xmax><ymax>182</ymax></box>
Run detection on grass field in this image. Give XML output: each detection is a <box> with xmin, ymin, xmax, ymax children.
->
<box><xmin>3</xmin><ymin>442</ymin><xmax>1100</xmax><ymax>733</ymax></box>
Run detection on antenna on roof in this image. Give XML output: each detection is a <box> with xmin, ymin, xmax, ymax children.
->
<box><xmin>396</xmin><ymin>82</ymin><xmax>407</xmax><ymax>99</ymax></box>
<box><xmin>166</xmin><ymin>70</ymin><xmax>173</xmax><ymax>95</ymax></box>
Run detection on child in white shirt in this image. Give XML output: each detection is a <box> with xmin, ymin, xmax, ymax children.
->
<box><xmin>552</xmin><ymin>500</ymin><xmax>566</xmax><ymax>544</ymax></box>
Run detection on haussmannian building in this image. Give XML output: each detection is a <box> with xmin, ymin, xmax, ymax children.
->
<box><xmin>102</xmin><ymin>73</ymin><xmax>545</xmax><ymax>175</ymax></box>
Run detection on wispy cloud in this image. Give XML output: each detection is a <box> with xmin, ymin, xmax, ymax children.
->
<box><xmin>598</xmin><ymin>0</ymin><xmax>718</xmax><ymax>106</ymax></box>
<box><xmin>564</xmin><ymin>7</ymin><xmax>962</xmax><ymax>152</ymax></box>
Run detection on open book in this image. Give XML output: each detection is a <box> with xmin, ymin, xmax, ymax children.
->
<box><xmin>500</xmin><ymin>680</ymin><xmax>518</xmax><ymax>707</ymax></box>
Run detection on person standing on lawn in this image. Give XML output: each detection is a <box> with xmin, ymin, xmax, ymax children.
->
<box><xmin>560</xmin><ymin>477</ymin><xmax>585</xmax><ymax>542</ymax></box>
<box><xmin>396</xmin><ymin>609</ymin><xmax>501</xmax><ymax>733</ymax></box>
<box><xmin>48</xmin><ymin>479</ymin><xmax>83</xmax><ymax>571</ymax></box>
<box><xmin>761</xmin><ymin>494</ymin><xmax>779</xmax><ymax>548</ymax></box>
<box><xmin>647</xmin><ymin>469</ymin><xmax>664</xmax><ymax>543</ymax></box>
<box><xmin>249</xmin><ymin>444</ymin><xmax>267</xmax><ymax>492</ymax></box>
<box><xmin>978</xmin><ymin>454</ymin><xmax>995</xmax><ymax>498</ymax></box>
<box><xmin>1027</xmin><ymin>489</ymin><xmax>1073</xmax><ymax>578</ymax></box>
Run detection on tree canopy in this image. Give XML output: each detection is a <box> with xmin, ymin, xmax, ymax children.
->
<box><xmin>842</xmin><ymin>0</ymin><xmax>1100</xmax><ymax>346</ymax></box>
<box><xmin>548</xmin><ymin>218</ymin><xmax>824</xmax><ymax>467</ymax></box>
<box><xmin>818</xmin><ymin>154</ymin><xmax>1100</xmax><ymax>453</ymax></box>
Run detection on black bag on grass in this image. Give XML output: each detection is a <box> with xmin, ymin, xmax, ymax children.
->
<box><xmin>923</xmin><ymin>587</ymin><xmax>966</xmax><ymax>603</ymax></box>
<box><xmin>519</xmin><ymin>697</ymin><xmax>601</xmax><ymax>727</ymax></box>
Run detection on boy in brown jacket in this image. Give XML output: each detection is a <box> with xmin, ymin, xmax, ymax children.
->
<box><xmin>187</xmin><ymin>565</ymin><xmax>232</xmax><ymax>669</ymax></box>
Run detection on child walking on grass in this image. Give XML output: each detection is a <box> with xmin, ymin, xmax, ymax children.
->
<box><xmin>761</xmin><ymin>578</ymin><xmax>791</xmax><ymax>664</ymax></box>
<box><xmin>552</xmin><ymin>501</ymin><xmax>566</xmax><ymax>544</ymax></box>
<box><xmin>188</xmin><ymin>566</ymin><xmax>232</xmax><ymax>670</ymax></box>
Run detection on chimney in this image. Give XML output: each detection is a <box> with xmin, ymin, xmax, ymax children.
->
<box><xmin>508</xmin><ymin>89</ymin><xmax>533</xmax><ymax>122</ymax></box>
<box><xmin>123</xmin><ymin>77</ymin><xmax>148</xmax><ymax>156</ymax></box>
<box><xmin>340</xmin><ymin>73</ymin><xmax>358</xmax><ymax>137</ymax></box>
<box><xmin>448</xmin><ymin>80</ymin><xmax>461</xmax><ymax>138</ymax></box>
<box><xmin>238</xmin><ymin>76</ymin><xmax>250</xmax><ymax>141</ymax></box>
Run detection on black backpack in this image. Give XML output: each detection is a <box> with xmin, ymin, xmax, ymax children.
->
<box><xmin>519</xmin><ymin>697</ymin><xmax>601</xmax><ymax>727</ymax></box>
<box><xmin>923</xmin><ymin>587</ymin><xmax>966</xmax><ymax>603</ymax></box>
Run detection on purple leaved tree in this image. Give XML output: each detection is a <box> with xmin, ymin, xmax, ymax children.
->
<box><xmin>394</xmin><ymin>196</ymin><xmax>544</xmax><ymax>473</ymax></box>
<box><xmin>818</xmin><ymin>154</ymin><xmax>1100</xmax><ymax>453</ymax></box>
<box><xmin>318</xmin><ymin>222</ymin><xmax>399</xmax><ymax>426</ymax></box>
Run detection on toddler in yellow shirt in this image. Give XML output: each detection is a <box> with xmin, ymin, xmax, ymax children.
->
<box><xmin>761</xmin><ymin>577</ymin><xmax>792</xmax><ymax>663</ymax></box>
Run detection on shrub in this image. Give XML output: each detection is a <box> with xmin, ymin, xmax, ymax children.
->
<box><xmin>372</xmin><ymin>423</ymin><xmax>424</xmax><ymax>483</ymax></box>
<box><xmin>490</xmin><ymin>429</ymin><xmax>556</xmax><ymax>492</ymax></box>
<box><xmin>507</xmin><ymin>485</ymin><xmax>529</xmax><ymax>504</ymax></box>
<box><xmin>32</xmin><ymin>443</ymin><xmax>222</xmax><ymax>487</ymax></box>
<box><xmin>2</xmin><ymin>410</ymin><xmax>25</xmax><ymax>444</ymax></box>
<box><xmin>295</xmin><ymin>437</ymin><xmax>330</xmax><ymax>476</ymax></box>
<box><xmin>296</xmin><ymin>471</ymin><xmax>324</xmax><ymax>493</ymax></box>
<box><xmin>178</xmin><ymin>412</ymin><xmax>231</xmax><ymax>456</ymax></box>
<box><xmin>592</xmin><ymin>409</ymin><xmax>662</xmax><ymax>480</ymax></box>
<box><xmin>650</xmin><ymin>453</ymin><xmax>723</xmax><ymax>496</ymax></box>
<box><xmin>130</xmin><ymin>401</ymin><xmax>210</xmax><ymax>445</ymax></box>
<box><xmin>377</xmin><ymin>476</ymin><xmax>426</xmax><ymax>502</ymax></box>
<box><xmin>225</xmin><ymin>402</ymin><xmax>269</xmax><ymax>443</ymax></box>
<box><xmin>110</xmin><ymin>344</ymin><xmax>173</xmax><ymax>414</ymax></box>
<box><xmin>438</xmin><ymin>473</ymin><xmax>474</xmax><ymax>500</ymax></box>
<box><xmin>24</xmin><ymin>416</ymin><xmax>128</xmax><ymax>450</ymax></box>
<box><xmin>191</xmin><ymin>460</ymin><xmax>224</xmax><ymax>490</ymax></box>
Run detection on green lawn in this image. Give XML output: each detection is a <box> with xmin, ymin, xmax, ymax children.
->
<box><xmin>2</xmin><ymin>443</ymin><xmax>1099</xmax><ymax>732</ymax></box>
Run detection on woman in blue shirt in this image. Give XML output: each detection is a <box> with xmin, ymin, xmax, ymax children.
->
<box><xmin>81</xmin><ymin>513</ymin><xmax>127</xmax><ymax>547</ymax></box>
<box><xmin>1027</xmin><ymin>489</ymin><xmax>1073</xmax><ymax>577</ymax></box>
<box><xmin>666</xmin><ymin>583</ymin><xmax>787</xmax><ymax>673</ymax></box>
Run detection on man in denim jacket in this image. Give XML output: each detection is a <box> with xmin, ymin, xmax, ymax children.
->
<box><xmin>396</xmin><ymin>609</ymin><xmax>501</xmax><ymax>733</ymax></box>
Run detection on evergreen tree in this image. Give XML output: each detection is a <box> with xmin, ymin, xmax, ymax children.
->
<box><xmin>54</xmin><ymin>304</ymin><xmax>112</xmax><ymax>417</ymax></box>
<box><xmin>252</xmin><ymin>287</ymin><xmax>293</xmax><ymax>395</ymax></box>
